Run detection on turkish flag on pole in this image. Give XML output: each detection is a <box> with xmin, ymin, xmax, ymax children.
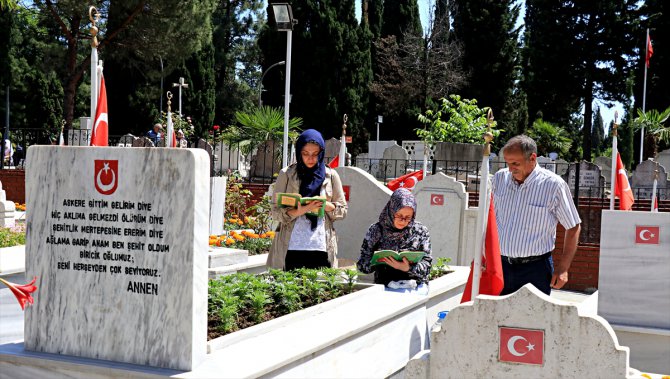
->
<box><xmin>614</xmin><ymin>153</ymin><xmax>634</xmax><ymax>210</ymax></box>
<box><xmin>166</xmin><ymin>111</ymin><xmax>177</xmax><ymax>147</ymax></box>
<box><xmin>329</xmin><ymin>155</ymin><xmax>339</xmax><ymax>168</ymax></box>
<box><xmin>461</xmin><ymin>195</ymin><xmax>504</xmax><ymax>303</ymax></box>
<box><xmin>646</xmin><ymin>33</ymin><xmax>654</xmax><ymax>68</ymax></box>
<box><xmin>90</xmin><ymin>75</ymin><xmax>108</xmax><ymax>146</ymax></box>
<box><xmin>387</xmin><ymin>170</ymin><xmax>424</xmax><ymax>191</ymax></box>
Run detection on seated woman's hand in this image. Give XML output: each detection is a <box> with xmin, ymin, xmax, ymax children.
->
<box><xmin>380</xmin><ymin>257</ymin><xmax>411</xmax><ymax>272</ymax></box>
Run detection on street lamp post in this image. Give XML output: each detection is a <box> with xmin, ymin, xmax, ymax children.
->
<box><xmin>258</xmin><ymin>60</ymin><xmax>286</xmax><ymax>107</ymax></box>
<box><xmin>172</xmin><ymin>77</ymin><xmax>189</xmax><ymax>116</ymax></box>
<box><xmin>376</xmin><ymin>115</ymin><xmax>383</xmax><ymax>141</ymax></box>
<box><xmin>271</xmin><ymin>3</ymin><xmax>297</xmax><ymax>169</ymax></box>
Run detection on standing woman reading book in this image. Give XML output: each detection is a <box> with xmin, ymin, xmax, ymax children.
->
<box><xmin>267</xmin><ymin>129</ymin><xmax>348</xmax><ymax>270</ymax></box>
<box><xmin>357</xmin><ymin>188</ymin><xmax>433</xmax><ymax>292</ymax></box>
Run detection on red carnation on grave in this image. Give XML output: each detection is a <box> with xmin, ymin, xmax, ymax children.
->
<box><xmin>0</xmin><ymin>276</ymin><xmax>38</xmax><ymax>310</ymax></box>
<box><xmin>213</xmin><ymin>125</ymin><xmax>220</xmax><ymax>131</ymax></box>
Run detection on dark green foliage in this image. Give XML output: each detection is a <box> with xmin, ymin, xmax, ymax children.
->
<box><xmin>523</xmin><ymin>0</ymin><xmax>638</xmax><ymax>161</ymax></box>
<box><xmin>212</xmin><ymin>0</ymin><xmax>264</xmax><ymax>127</ymax></box>
<box><xmin>364</xmin><ymin>0</ymin><xmax>383</xmax><ymax>39</ymax></box>
<box><xmin>591</xmin><ymin>107</ymin><xmax>605</xmax><ymax>157</ymax></box>
<box><xmin>259</xmin><ymin>0</ymin><xmax>372</xmax><ymax>155</ymax></box>
<box><xmin>184</xmin><ymin>44</ymin><xmax>216</xmax><ymax>138</ymax></box>
<box><xmin>452</xmin><ymin>0</ymin><xmax>522</xmax><ymax>140</ymax></box>
<box><xmin>380</xmin><ymin>0</ymin><xmax>422</xmax><ymax>41</ymax></box>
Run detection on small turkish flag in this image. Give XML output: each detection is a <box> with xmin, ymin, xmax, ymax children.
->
<box><xmin>329</xmin><ymin>155</ymin><xmax>339</xmax><ymax>168</ymax></box>
<box><xmin>499</xmin><ymin>327</ymin><xmax>544</xmax><ymax>365</ymax></box>
<box><xmin>387</xmin><ymin>170</ymin><xmax>423</xmax><ymax>191</ymax></box>
<box><xmin>635</xmin><ymin>225</ymin><xmax>660</xmax><ymax>244</ymax></box>
<box><xmin>430</xmin><ymin>194</ymin><xmax>444</xmax><ymax>206</ymax></box>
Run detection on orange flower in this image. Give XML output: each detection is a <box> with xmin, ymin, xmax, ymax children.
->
<box><xmin>237</xmin><ymin>220</ymin><xmax>244</xmax><ymax>225</ymax></box>
<box><xmin>266</xmin><ymin>231</ymin><xmax>276</xmax><ymax>238</ymax></box>
<box><xmin>225</xmin><ymin>238</ymin><xmax>235</xmax><ymax>245</ymax></box>
<box><xmin>0</xmin><ymin>276</ymin><xmax>38</xmax><ymax>310</ymax></box>
<box><xmin>260</xmin><ymin>233</ymin><xmax>267</xmax><ymax>238</ymax></box>
<box><xmin>234</xmin><ymin>234</ymin><xmax>245</xmax><ymax>241</ymax></box>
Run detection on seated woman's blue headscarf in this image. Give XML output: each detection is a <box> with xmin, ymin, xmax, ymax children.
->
<box><xmin>295</xmin><ymin>129</ymin><xmax>326</xmax><ymax>230</ymax></box>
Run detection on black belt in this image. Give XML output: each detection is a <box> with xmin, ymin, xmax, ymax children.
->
<box><xmin>502</xmin><ymin>252</ymin><xmax>552</xmax><ymax>265</ymax></box>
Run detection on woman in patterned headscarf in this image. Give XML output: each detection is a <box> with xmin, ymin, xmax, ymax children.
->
<box><xmin>357</xmin><ymin>188</ymin><xmax>433</xmax><ymax>288</ymax></box>
<box><xmin>267</xmin><ymin>129</ymin><xmax>348</xmax><ymax>270</ymax></box>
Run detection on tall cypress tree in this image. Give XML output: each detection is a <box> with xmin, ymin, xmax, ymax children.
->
<box><xmin>259</xmin><ymin>0</ymin><xmax>371</xmax><ymax>154</ymax></box>
<box><xmin>184</xmin><ymin>43</ymin><xmax>216</xmax><ymax>138</ymax></box>
<box><xmin>365</xmin><ymin>0</ymin><xmax>384</xmax><ymax>40</ymax></box>
<box><xmin>380</xmin><ymin>0</ymin><xmax>422</xmax><ymax>41</ymax></box>
<box><xmin>451</xmin><ymin>0</ymin><xmax>521</xmax><ymax>138</ymax></box>
<box><xmin>591</xmin><ymin>106</ymin><xmax>605</xmax><ymax>157</ymax></box>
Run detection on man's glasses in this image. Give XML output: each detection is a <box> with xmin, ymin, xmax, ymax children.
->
<box><xmin>394</xmin><ymin>214</ymin><xmax>412</xmax><ymax>223</ymax></box>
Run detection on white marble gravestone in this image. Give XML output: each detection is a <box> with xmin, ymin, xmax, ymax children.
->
<box><xmin>413</xmin><ymin>173</ymin><xmax>467</xmax><ymax>264</ymax></box>
<box><xmin>381</xmin><ymin>144</ymin><xmax>409</xmax><ymax>179</ymax></box>
<box><xmin>632</xmin><ymin>159</ymin><xmax>669</xmax><ymax>200</ymax></box>
<box><xmin>209</xmin><ymin>176</ymin><xmax>227</xmax><ymax>235</ymax></box>
<box><xmin>334</xmin><ymin>167</ymin><xmax>392</xmax><ymax>264</ymax></box>
<box><xmin>24</xmin><ymin>146</ymin><xmax>209</xmax><ymax>371</ymax></box>
<box><xmin>0</xmin><ymin>180</ymin><xmax>15</xmax><ymax>228</ymax></box>
<box><xmin>657</xmin><ymin>149</ymin><xmax>670</xmax><ymax>180</ymax></box>
<box><xmin>595</xmin><ymin>156</ymin><xmax>613</xmax><ymax>185</ymax></box>
<box><xmin>566</xmin><ymin>161</ymin><xmax>605</xmax><ymax>197</ymax></box>
<box><xmin>324</xmin><ymin>137</ymin><xmax>342</xmax><ymax>162</ymax></box>
<box><xmin>598</xmin><ymin>210</ymin><xmax>670</xmax><ymax>329</ymax></box>
<box><xmin>418</xmin><ymin>285</ymin><xmax>630</xmax><ymax>378</ymax></box>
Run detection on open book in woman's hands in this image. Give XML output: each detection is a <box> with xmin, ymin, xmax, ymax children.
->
<box><xmin>370</xmin><ymin>250</ymin><xmax>425</xmax><ymax>266</ymax></box>
<box><xmin>276</xmin><ymin>193</ymin><xmax>327</xmax><ymax>217</ymax></box>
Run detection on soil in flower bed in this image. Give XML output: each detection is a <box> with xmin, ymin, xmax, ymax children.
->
<box><xmin>208</xmin><ymin>268</ymin><xmax>360</xmax><ymax>340</ymax></box>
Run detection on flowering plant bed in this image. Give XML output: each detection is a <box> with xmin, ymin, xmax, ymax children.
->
<box><xmin>208</xmin><ymin>229</ymin><xmax>274</xmax><ymax>255</ymax></box>
<box><xmin>0</xmin><ymin>225</ymin><xmax>26</xmax><ymax>248</ymax></box>
<box><xmin>208</xmin><ymin>268</ymin><xmax>360</xmax><ymax>339</ymax></box>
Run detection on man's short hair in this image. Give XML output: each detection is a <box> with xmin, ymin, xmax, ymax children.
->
<box><xmin>502</xmin><ymin>135</ymin><xmax>537</xmax><ymax>160</ymax></box>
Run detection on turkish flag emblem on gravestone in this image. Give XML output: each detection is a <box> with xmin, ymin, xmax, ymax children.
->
<box><xmin>342</xmin><ymin>185</ymin><xmax>350</xmax><ymax>201</ymax></box>
<box><xmin>499</xmin><ymin>327</ymin><xmax>544</xmax><ymax>365</ymax></box>
<box><xmin>94</xmin><ymin>160</ymin><xmax>119</xmax><ymax>195</ymax></box>
<box><xmin>430</xmin><ymin>194</ymin><xmax>444</xmax><ymax>206</ymax></box>
<box><xmin>635</xmin><ymin>226</ymin><xmax>660</xmax><ymax>244</ymax></box>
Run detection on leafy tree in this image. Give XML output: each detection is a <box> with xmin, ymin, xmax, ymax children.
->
<box><xmin>452</xmin><ymin>0</ymin><xmax>522</xmax><ymax>139</ymax></box>
<box><xmin>371</xmin><ymin>5</ymin><xmax>465</xmax><ymax>141</ymax></box>
<box><xmin>523</xmin><ymin>0</ymin><xmax>638</xmax><ymax>161</ymax></box>
<box><xmin>212</xmin><ymin>0</ymin><xmax>264</xmax><ymax>126</ymax></box>
<box><xmin>526</xmin><ymin>118</ymin><xmax>572</xmax><ymax>157</ymax></box>
<box><xmin>183</xmin><ymin>43</ymin><xmax>216</xmax><ymax>138</ymax></box>
<box><xmin>416</xmin><ymin>95</ymin><xmax>499</xmax><ymax>145</ymax></box>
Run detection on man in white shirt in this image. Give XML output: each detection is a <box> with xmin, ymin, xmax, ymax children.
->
<box><xmin>492</xmin><ymin>135</ymin><xmax>581</xmax><ymax>295</ymax></box>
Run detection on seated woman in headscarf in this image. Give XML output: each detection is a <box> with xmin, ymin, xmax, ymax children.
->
<box><xmin>267</xmin><ymin>129</ymin><xmax>348</xmax><ymax>270</ymax></box>
<box><xmin>357</xmin><ymin>188</ymin><xmax>433</xmax><ymax>293</ymax></box>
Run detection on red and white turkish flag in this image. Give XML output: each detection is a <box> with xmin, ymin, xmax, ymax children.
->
<box><xmin>90</xmin><ymin>75</ymin><xmax>108</xmax><ymax>146</ymax></box>
<box><xmin>499</xmin><ymin>327</ymin><xmax>544</xmax><ymax>365</ymax></box>
<box><xmin>430</xmin><ymin>194</ymin><xmax>444</xmax><ymax>206</ymax></box>
<box><xmin>460</xmin><ymin>195</ymin><xmax>504</xmax><ymax>303</ymax></box>
<box><xmin>635</xmin><ymin>225</ymin><xmax>660</xmax><ymax>245</ymax></box>
<box><xmin>329</xmin><ymin>155</ymin><xmax>340</xmax><ymax>168</ymax></box>
<box><xmin>94</xmin><ymin>159</ymin><xmax>118</xmax><ymax>195</ymax></box>
<box><xmin>614</xmin><ymin>153</ymin><xmax>634</xmax><ymax>210</ymax></box>
<box><xmin>387</xmin><ymin>170</ymin><xmax>423</xmax><ymax>191</ymax></box>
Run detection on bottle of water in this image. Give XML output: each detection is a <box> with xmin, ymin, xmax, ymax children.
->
<box><xmin>430</xmin><ymin>311</ymin><xmax>449</xmax><ymax>333</ymax></box>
